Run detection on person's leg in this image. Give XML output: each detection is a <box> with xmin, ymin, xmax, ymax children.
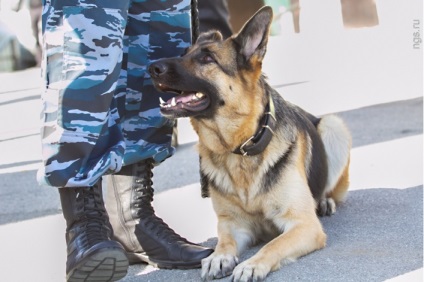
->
<box><xmin>39</xmin><ymin>0</ymin><xmax>131</xmax><ymax>280</ymax></box>
<box><xmin>39</xmin><ymin>0</ymin><xmax>129</xmax><ymax>188</ymax></box>
<box><xmin>198</xmin><ymin>0</ymin><xmax>233</xmax><ymax>38</ymax></box>
<box><xmin>105</xmin><ymin>0</ymin><xmax>213</xmax><ymax>269</ymax></box>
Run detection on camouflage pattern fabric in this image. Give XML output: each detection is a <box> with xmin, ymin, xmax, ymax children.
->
<box><xmin>38</xmin><ymin>0</ymin><xmax>192</xmax><ymax>188</ymax></box>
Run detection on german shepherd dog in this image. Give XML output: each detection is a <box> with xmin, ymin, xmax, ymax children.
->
<box><xmin>148</xmin><ymin>6</ymin><xmax>351</xmax><ymax>281</ymax></box>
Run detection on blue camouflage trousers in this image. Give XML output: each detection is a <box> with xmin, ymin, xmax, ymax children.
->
<box><xmin>37</xmin><ymin>0</ymin><xmax>192</xmax><ymax>188</ymax></box>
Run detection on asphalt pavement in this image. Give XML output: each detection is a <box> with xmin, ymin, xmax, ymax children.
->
<box><xmin>0</xmin><ymin>1</ymin><xmax>422</xmax><ymax>281</ymax></box>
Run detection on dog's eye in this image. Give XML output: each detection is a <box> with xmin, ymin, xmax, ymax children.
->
<box><xmin>200</xmin><ymin>54</ymin><xmax>215</xmax><ymax>64</ymax></box>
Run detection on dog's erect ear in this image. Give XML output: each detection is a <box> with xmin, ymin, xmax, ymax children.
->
<box><xmin>196</xmin><ymin>30</ymin><xmax>224</xmax><ymax>44</ymax></box>
<box><xmin>233</xmin><ymin>6</ymin><xmax>273</xmax><ymax>62</ymax></box>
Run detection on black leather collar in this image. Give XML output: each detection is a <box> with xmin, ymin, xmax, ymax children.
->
<box><xmin>233</xmin><ymin>94</ymin><xmax>277</xmax><ymax>156</ymax></box>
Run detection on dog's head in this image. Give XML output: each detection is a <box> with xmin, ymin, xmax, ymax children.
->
<box><xmin>148</xmin><ymin>6</ymin><xmax>273</xmax><ymax>119</ymax></box>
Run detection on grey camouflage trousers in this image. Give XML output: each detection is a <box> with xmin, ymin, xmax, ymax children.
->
<box><xmin>38</xmin><ymin>0</ymin><xmax>192</xmax><ymax>188</ymax></box>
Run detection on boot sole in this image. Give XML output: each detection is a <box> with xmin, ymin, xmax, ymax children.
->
<box><xmin>127</xmin><ymin>252</ymin><xmax>203</xmax><ymax>270</ymax></box>
<box><xmin>67</xmin><ymin>248</ymin><xmax>129</xmax><ymax>282</ymax></box>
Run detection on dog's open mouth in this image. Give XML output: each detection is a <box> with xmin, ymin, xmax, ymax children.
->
<box><xmin>157</xmin><ymin>83</ymin><xmax>210</xmax><ymax>114</ymax></box>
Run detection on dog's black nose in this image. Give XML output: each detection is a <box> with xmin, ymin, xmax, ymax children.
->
<box><xmin>148</xmin><ymin>62</ymin><xmax>168</xmax><ymax>78</ymax></box>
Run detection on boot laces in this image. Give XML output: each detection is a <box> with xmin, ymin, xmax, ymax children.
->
<box><xmin>133</xmin><ymin>160</ymin><xmax>188</xmax><ymax>243</ymax></box>
<box><xmin>75</xmin><ymin>186</ymin><xmax>110</xmax><ymax>245</ymax></box>
<box><xmin>133</xmin><ymin>160</ymin><xmax>155</xmax><ymax>214</ymax></box>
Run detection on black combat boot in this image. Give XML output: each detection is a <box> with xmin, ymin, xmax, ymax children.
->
<box><xmin>105</xmin><ymin>159</ymin><xmax>214</xmax><ymax>269</ymax></box>
<box><xmin>59</xmin><ymin>181</ymin><xmax>129</xmax><ymax>282</ymax></box>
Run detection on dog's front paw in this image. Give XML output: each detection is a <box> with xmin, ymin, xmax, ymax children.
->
<box><xmin>201</xmin><ymin>253</ymin><xmax>238</xmax><ymax>280</ymax></box>
<box><xmin>231</xmin><ymin>260</ymin><xmax>271</xmax><ymax>282</ymax></box>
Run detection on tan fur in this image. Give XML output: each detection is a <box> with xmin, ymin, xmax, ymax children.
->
<box><xmin>191</xmin><ymin>80</ymin><xmax>265</xmax><ymax>154</ymax></box>
<box><xmin>199</xmin><ymin>118</ymin><xmax>333</xmax><ymax>280</ymax></box>
<box><xmin>192</xmin><ymin>26</ymin><xmax>351</xmax><ymax>281</ymax></box>
<box><xmin>149</xmin><ymin>6</ymin><xmax>351</xmax><ymax>281</ymax></box>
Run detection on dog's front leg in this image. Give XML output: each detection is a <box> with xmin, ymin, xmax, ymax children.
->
<box><xmin>231</xmin><ymin>217</ymin><xmax>326</xmax><ymax>282</ymax></box>
<box><xmin>201</xmin><ymin>216</ymin><xmax>254</xmax><ymax>280</ymax></box>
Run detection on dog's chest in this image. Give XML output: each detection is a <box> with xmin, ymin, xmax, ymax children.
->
<box><xmin>203</xmin><ymin>155</ymin><xmax>265</xmax><ymax>205</ymax></box>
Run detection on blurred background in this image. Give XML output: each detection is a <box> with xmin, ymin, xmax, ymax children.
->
<box><xmin>0</xmin><ymin>0</ymin><xmax>41</xmax><ymax>72</ymax></box>
<box><xmin>0</xmin><ymin>0</ymin><xmax>411</xmax><ymax>73</ymax></box>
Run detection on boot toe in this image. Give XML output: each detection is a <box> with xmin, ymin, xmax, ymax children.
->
<box><xmin>180</xmin><ymin>244</ymin><xmax>214</xmax><ymax>262</ymax></box>
<box><xmin>138</xmin><ymin>242</ymin><xmax>214</xmax><ymax>269</ymax></box>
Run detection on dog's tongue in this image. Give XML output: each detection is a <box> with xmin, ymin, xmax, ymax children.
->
<box><xmin>168</xmin><ymin>92</ymin><xmax>196</xmax><ymax>105</ymax></box>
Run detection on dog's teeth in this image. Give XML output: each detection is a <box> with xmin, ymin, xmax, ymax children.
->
<box><xmin>171</xmin><ymin>97</ymin><xmax>176</xmax><ymax>106</ymax></box>
<box><xmin>192</xmin><ymin>92</ymin><xmax>204</xmax><ymax>101</ymax></box>
<box><xmin>159</xmin><ymin>97</ymin><xmax>166</xmax><ymax>105</ymax></box>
